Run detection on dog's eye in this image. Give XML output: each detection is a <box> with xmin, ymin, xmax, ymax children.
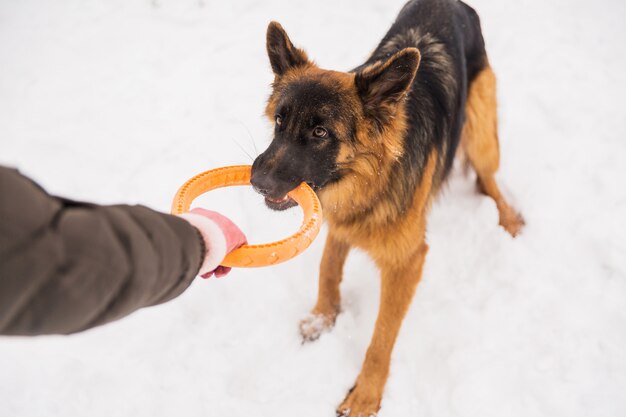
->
<box><xmin>313</xmin><ymin>126</ymin><xmax>328</xmax><ymax>138</ymax></box>
<box><xmin>275</xmin><ymin>115</ymin><xmax>283</xmax><ymax>126</ymax></box>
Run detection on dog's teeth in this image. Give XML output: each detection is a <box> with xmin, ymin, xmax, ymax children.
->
<box><xmin>267</xmin><ymin>195</ymin><xmax>289</xmax><ymax>204</ymax></box>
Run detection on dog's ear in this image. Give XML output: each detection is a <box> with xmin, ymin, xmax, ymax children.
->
<box><xmin>355</xmin><ymin>48</ymin><xmax>421</xmax><ymax>125</ymax></box>
<box><xmin>266</xmin><ymin>21</ymin><xmax>310</xmax><ymax>76</ymax></box>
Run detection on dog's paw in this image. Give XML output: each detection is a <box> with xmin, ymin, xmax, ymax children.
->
<box><xmin>500</xmin><ymin>209</ymin><xmax>525</xmax><ymax>238</ymax></box>
<box><xmin>336</xmin><ymin>384</ymin><xmax>380</xmax><ymax>417</ymax></box>
<box><xmin>299</xmin><ymin>312</ymin><xmax>336</xmax><ymax>343</ymax></box>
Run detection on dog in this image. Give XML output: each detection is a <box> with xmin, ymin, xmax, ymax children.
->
<box><xmin>250</xmin><ymin>0</ymin><xmax>525</xmax><ymax>415</ymax></box>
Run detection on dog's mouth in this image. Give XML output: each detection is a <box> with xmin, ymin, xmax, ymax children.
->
<box><xmin>264</xmin><ymin>194</ymin><xmax>298</xmax><ymax>211</ymax></box>
<box><xmin>254</xmin><ymin>180</ymin><xmax>323</xmax><ymax>211</ymax></box>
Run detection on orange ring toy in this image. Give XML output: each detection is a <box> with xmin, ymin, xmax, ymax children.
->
<box><xmin>171</xmin><ymin>165</ymin><xmax>323</xmax><ymax>268</ymax></box>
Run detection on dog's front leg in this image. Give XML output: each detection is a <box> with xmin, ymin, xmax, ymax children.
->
<box><xmin>300</xmin><ymin>232</ymin><xmax>351</xmax><ymax>342</ymax></box>
<box><xmin>337</xmin><ymin>241</ymin><xmax>428</xmax><ymax>416</ymax></box>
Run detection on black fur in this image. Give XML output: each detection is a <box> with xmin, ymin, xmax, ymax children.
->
<box><xmin>352</xmin><ymin>0</ymin><xmax>488</xmax><ymax>213</ymax></box>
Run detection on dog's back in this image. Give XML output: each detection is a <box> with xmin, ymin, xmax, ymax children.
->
<box><xmin>354</xmin><ymin>0</ymin><xmax>487</xmax><ymax>192</ymax></box>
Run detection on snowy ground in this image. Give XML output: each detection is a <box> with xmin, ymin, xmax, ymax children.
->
<box><xmin>1</xmin><ymin>0</ymin><xmax>625</xmax><ymax>416</ymax></box>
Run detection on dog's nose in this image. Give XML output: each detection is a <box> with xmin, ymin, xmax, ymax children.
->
<box><xmin>250</xmin><ymin>172</ymin><xmax>273</xmax><ymax>197</ymax></box>
<box><xmin>252</xmin><ymin>184</ymin><xmax>271</xmax><ymax>197</ymax></box>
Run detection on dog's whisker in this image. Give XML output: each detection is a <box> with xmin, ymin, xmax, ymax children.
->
<box><xmin>230</xmin><ymin>137</ymin><xmax>254</xmax><ymax>162</ymax></box>
<box><xmin>237</xmin><ymin>121</ymin><xmax>260</xmax><ymax>157</ymax></box>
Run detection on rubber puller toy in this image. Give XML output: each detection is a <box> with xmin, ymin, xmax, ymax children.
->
<box><xmin>172</xmin><ymin>165</ymin><xmax>322</xmax><ymax>268</ymax></box>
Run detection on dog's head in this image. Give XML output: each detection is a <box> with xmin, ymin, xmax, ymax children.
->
<box><xmin>251</xmin><ymin>22</ymin><xmax>421</xmax><ymax>210</ymax></box>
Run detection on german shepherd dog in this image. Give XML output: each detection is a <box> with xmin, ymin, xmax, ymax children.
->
<box><xmin>250</xmin><ymin>0</ymin><xmax>524</xmax><ymax>414</ymax></box>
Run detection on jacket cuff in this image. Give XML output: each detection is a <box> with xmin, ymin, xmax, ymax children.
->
<box><xmin>178</xmin><ymin>213</ymin><xmax>227</xmax><ymax>275</ymax></box>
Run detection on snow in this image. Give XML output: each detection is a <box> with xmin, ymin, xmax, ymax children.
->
<box><xmin>1</xmin><ymin>0</ymin><xmax>625</xmax><ymax>416</ymax></box>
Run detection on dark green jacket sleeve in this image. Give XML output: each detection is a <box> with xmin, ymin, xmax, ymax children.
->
<box><xmin>0</xmin><ymin>166</ymin><xmax>204</xmax><ymax>335</ymax></box>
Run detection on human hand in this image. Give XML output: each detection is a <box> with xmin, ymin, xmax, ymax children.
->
<box><xmin>179</xmin><ymin>208</ymin><xmax>247</xmax><ymax>278</ymax></box>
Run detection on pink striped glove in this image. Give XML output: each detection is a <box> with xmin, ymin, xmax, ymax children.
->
<box><xmin>178</xmin><ymin>208</ymin><xmax>247</xmax><ymax>278</ymax></box>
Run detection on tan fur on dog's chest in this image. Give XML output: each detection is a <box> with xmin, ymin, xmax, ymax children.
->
<box><xmin>320</xmin><ymin>150</ymin><xmax>437</xmax><ymax>268</ymax></box>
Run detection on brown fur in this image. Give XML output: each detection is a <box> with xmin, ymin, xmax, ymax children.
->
<box><xmin>330</xmin><ymin>151</ymin><xmax>436</xmax><ymax>414</ymax></box>
<box><xmin>461</xmin><ymin>65</ymin><xmax>525</xmax><ymax>237</ymax></box>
